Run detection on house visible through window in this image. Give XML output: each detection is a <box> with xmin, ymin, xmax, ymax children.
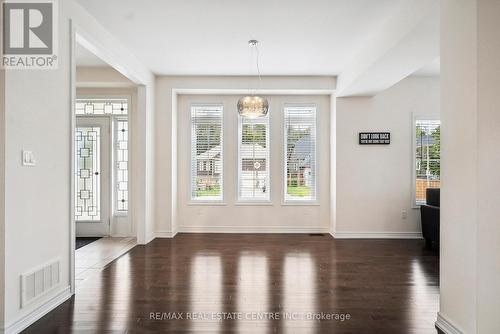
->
<box><xmin>284</xmin><ymin>106</ymin><xmax>317</xmax><ymax>202</ymax></box>
<box><xmin>238</xmin><ymin>115</ymin><xmax>270</xmax><ymax>201</ymax></box>
<box><xmin>415</xmin><ymin>119</ymin><xmax>440</xmax><ymax>204</ymax></box>
<box><xmin>191</xmin><ymin>105</ymin><xmax>223</xmax><ymax>201</ymax></box>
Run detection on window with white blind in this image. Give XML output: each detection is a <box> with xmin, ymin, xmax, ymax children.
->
<box><xmin>414</xmin><ymin>118</ymin><xmax>440</xmax><ymax>205</ymax></box>
<box><xmin>191</xmin><ymin>105</ymin><xmax>223</xmax><ymax>201</ymax></box>
<box><xmin>284</xmin><ymin>106</ymin><xmax>317</xmax><ymax>202</ymax></box>
<box><xmin>238</xmin><ymin>115</ymin><xmax>270</xmax><ymax>201</ymax></box>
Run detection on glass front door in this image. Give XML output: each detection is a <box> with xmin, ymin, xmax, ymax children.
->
<box><xmin>75</xmin><ymin>117</ymin><xmax>110</xmax><ymax>236</ymax></box>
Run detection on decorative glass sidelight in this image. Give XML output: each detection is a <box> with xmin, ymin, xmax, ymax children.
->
<box><xmin>75</xmin><ymin>127</ymin><xmax>101</xmax><ymax>221</ymax></box>
<box><xmin>115</xmin><ymin>119</ymin><xmax>128</xmax><ymax>212</ymax></box>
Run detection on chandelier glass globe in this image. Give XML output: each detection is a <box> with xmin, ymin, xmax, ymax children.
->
<box><xmin>237</xmin><ymin>95</ymin><xmax>269</xmax><ymax>119</ymax></box>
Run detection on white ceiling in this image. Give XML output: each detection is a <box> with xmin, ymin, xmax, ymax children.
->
<box><xmin>76</xmin><ymin>0</ymin><xmax>418</xmax><ymax>76</ymax></box>
<box><xmin>75</xmin><ymin>43</ymin><xmax>108</xmax><ymax>67</ymax></box>
<box><xmin>413</xmin><ymin>58</ymin><xmax>440</xmax><ymax>76</ymax></box>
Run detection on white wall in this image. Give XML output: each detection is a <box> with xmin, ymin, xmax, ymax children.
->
<box><xmin>476</xmin><ymin>1</ymin><xmax>500</xmax><ymax>331</ymax></box>
<box><xmin>439</xmin><ymin>0</ymin><xmax>500</xmax><ymax>333</ymax></box>
<box><xmin>76</xmin><ymin>66</ymin><xmax>133</xmax><ymax>88</ymax></box>
<box><xmin>336</xmin><ymin>76</ymin><xmax>440</xmax><ymax>237</ymax></box>
<box><xmin>4</xmin><ymin>2</ymin><xmax>72</xmax><ymax>328</ymax></box>
<box><xmin>1</xmin><ymin>1</ymin><xmax>154</xmax><ymax>332</ymax></box>
<box><xmin>0</xmin><ymin>67</ymin><xmax>5</xmax><ymax>327</ymax></box>
<box><xmin>176</xmin><ymin>94</ymin><xmax>330</xmax><ymax>232</ymax></box>
<box><xmin>154</xmin><ymin>76</ymin><xmax>336</xmax><ymax>235</ymax></box>
<box><xmin>439</xmin><ymin>1</ymin><xmax>477</xmax><ymax>332</ymax></box>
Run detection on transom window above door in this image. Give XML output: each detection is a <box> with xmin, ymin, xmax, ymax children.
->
<box><xmin>76</xmin><ymin>99</ymin><xmax>128</xmax><ymax>115</ymax></box>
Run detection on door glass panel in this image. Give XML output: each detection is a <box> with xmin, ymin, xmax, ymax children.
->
<box><xmin>75</xmin><ymin>127</ymin><xmax>101</xmax><ymax>221</ymax></box>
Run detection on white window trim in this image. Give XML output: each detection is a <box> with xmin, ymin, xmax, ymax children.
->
<box><xmin>282</xmin><ymin>103</ymin><xmax>319</xmax><ymax>205</ymax></box>
<box><xmin>411</xmin><ymin>113</ymin><xmax>440</xmax><ymax>209</ymax></box>
<box><xmin>236</xmin><ymin>114</ymin><xmax>271</xmax><ymax>204</ymax></box>
<box><xmin>189</xmin><ymin>103</ymin><xmax>225</xmax><ymax>204</ymax></box>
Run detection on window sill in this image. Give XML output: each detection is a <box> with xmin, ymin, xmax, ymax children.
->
<box><xmin>75</xmin><ymin>220</ymin><xmax>103</xmax><ymax>223</ymax></box>
<box><xmin>235</xmin><ymin>201</ymin><xmax>273</xmax><ymax>206</ymax></box>
<box><xmin>187</xmin><ymin>201</ymin><xmax>227</xmax><ymax>206</ymax></box>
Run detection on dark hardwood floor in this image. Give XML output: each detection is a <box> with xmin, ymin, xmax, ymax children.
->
<box><xmin>24</xmin><ymin>234</ymin><xmax>439</xmax><ymax>333</ymax></box>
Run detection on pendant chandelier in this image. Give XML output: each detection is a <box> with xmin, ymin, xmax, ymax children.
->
<box><xmin>237</xmin><ymin>40</ymin><xmax>269</xmax><ymax>119</ymax></box>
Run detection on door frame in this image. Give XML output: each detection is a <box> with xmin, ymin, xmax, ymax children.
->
<box><xmin>70</xmin><ymin>20</ymin><xmax>149</xmax><ymax>295</ymax></box>
<box><xmin>75</xmin><ymin>95</ymin><xmax>133</xmax><ymax>237</ymax></box>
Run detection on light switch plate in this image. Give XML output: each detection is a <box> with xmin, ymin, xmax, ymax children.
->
<box><xmin>22</xmin><ymin>150</ymin><xmax>36</xmax><ymax>166</ymax></box>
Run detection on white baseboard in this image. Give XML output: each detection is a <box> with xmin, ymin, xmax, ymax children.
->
<box><xmin>435</xmin><ymin>313</ymin><xmax>464</xmax><ymax>334</ymax></box>
<box><xmin>76</xmin><ymin>234</ymin><xmax>133</xmax><ymax>238</ymax></box>
<box><xmin>3</xmin><ymin>286</ymin><xmax>72</xmax><ymax>334</ymax></box>
<box><xmin>154</xmin><ymin>228</ymin><xmax>420</xmax><ymax>238</ymax></box>
<box><xmin>110</xmin><ymin>233</ymin><xmax>134</xmax><ymax>238</ymax></box>
<box><xmin>155</xmin><ymin>230</ymin><xmax>178</xmax><ymax>238</ymax></box>
<box><xmin>145</xmin><ymin>233</ymin><xmax>156</xmax><ymax>244</ymax></box>
<box><xmin>178</xmin><ymin>226</ymin><xmax>330</xmax><ymax>234</ymax></box>
<box><xmin>331</xmin><ymin>231</ymin><xmax>423</xmax><ymax>239</ymax></box>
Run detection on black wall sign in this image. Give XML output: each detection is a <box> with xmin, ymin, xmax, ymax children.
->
<box><xmin>359</xmin><ymin>132</ymin><xmax>391</xmax><ymax>145</ymax></box>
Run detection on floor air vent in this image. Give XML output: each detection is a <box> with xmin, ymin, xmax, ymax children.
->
<box><xmin>21</xmin><ymin>259</ymin><xmax>60</xmax><ymax>307</ymax></box>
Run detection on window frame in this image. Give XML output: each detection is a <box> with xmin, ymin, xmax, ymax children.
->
<box><xmin>282</xmin><ymin>104</ymin><xmax>318</xmax><ymax>205</ymax></box>
<box><xmin>411</xmin><ymin>113</ymin><xmax>440</xmax><ymax>208</ymax></box>
<box><xmin>189</xmin><ymin>104</ymin><xmax>225</xmax><ymax>204</ymax></box>
<box><xmin>236</xmin><ymin>113</ymin><xmax>271</xmax><ymax>204</ymax></box>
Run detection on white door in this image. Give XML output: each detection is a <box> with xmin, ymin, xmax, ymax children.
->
<box><xmin>75</xmin><ymin>117</ymin><xmax>111</xmax><ymax>236</ymax></box>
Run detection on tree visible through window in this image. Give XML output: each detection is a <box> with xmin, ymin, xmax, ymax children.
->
<box><xmin>239</xmin><ymin>117</ymin><xmax>269</xmax><ymax>201</ymax></box>
<box><xmin>284</xmin><ymin>106</ymin><xmax>317</xmax><ymax>201</ymax></box>
<box><xmin>415</xmin><ymin>119</ymin><xmax>440</xmax><ymax>204</ymax></box>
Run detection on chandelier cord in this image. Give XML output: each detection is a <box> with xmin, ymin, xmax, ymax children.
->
<box><xmin>238</xmin><ymin>39</ymin><xmax>268</xmax><ymax>119</ymax></box>
<box><xmin>254</xmin><ymin>42</ymin><xmax>262</xmax><ymax>92</ymax></box>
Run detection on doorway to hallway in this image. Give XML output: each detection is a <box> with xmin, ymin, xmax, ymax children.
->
<box><xmin>74</xmin><ymin>99</ymin><xmax>130</xmax><ymax>238</ymax></box>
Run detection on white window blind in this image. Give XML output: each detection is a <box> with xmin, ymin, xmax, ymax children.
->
<box><xmin>191</xmin><ymin>105</ymin><xmax>223</xmax><ymax>201</ymax></box>
<box><xmin>238</xmin><ymin>115</ymin><xmax>270</xmax><ymax>201</ymax></box>
<box><xmin>284</xmin><ymin>106</ymin><xmax>317</xmax><ymax>202</ymax></box>
<box><xmin>414</xmin><ymin>119</ymin><xmax>440</xmax><ymax>204</ymax></box>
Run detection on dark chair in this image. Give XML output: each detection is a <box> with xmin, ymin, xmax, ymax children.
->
<box><xmin>420</xmin><ymin>188</ymin><xmax>440</xmax><ymax>248</ymax></box>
